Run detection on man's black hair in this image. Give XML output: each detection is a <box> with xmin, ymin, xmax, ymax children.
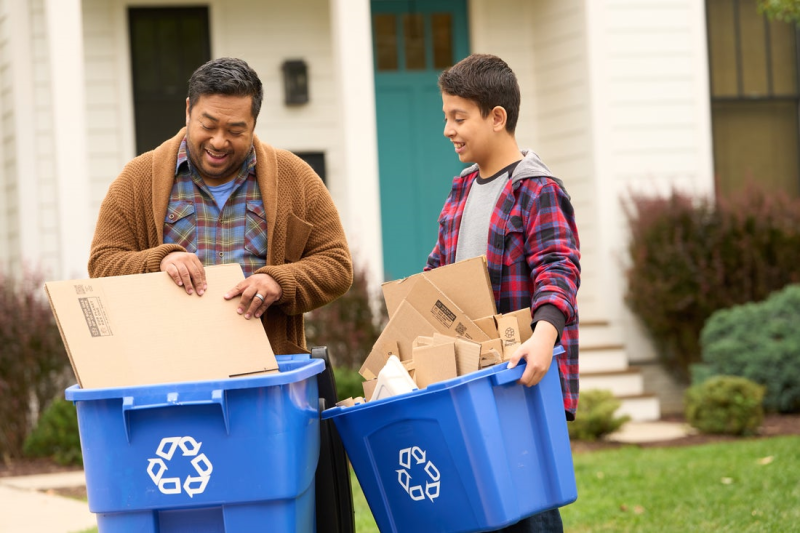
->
<box><xmin>187</xmin><ymin>57</ymin><xmax>263</xmax><ymax>120</ymax></box>
<box><xmin>439</xmin><ymin>54</ymin><xmax>520</xmax><ymax>133</ymax></box>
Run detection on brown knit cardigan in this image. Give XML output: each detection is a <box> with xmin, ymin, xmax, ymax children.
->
<box><xmin>89</xmin><ymin>128</ymin><xmax>353</xmax><ymax>355</ymax></box>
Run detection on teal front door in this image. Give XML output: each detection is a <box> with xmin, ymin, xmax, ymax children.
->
<box><xmin>372</xmin><ymin>0</ymin><xmax>470</xmax><ymax>281</ymax></box>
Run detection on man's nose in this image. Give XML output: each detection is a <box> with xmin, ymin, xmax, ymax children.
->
<box><xmin>209</xmin><ymin>130</ymin><xmax>228</xmax><ymax>148</ymax></box>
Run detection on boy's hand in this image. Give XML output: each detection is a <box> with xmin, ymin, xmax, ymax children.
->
<box><xmin>507</xmin><ymin>320</ymin><xmax>558</xmax><ymax>386</ymax></box>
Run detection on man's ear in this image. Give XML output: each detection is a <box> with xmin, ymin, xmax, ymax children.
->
<box><xmin>491</xmin><ymin>106</ymin><xmax>507</xmax><ymax>132</ymax></box>
<box><xmin>185</xmin><ymin>97</ymin><xmax>191</xmax><ymax>126</ymax></box>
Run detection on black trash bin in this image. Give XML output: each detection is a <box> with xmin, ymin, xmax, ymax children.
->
<box><xmin>311</xmin><ymin>346</ymin><xmax>355</xmax><ymax>533</ymax></box>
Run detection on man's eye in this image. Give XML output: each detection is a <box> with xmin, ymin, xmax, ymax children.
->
<box><xmin>230</xmin><ymin>130</ymin><xmax>244</xmax><ymax>136</ymax></box>
<box><xmin>201</xmin><ymin>123</ymin><xmax>212</xmax><ymax>131</ymax></box>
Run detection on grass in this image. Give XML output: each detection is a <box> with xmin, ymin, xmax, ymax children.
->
<box><xmin>71</xmin><ymin>436</ymin><xmax>799</xmax><ymax>533</ymax></box>
<box><xmin>561</xmin><ymin>435</ymin><xmax>800</xmax><ymax>532</ymax></box>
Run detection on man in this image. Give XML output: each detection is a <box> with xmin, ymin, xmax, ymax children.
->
<box><xmin>89</xmin><ymin>57</ymin><xmax>352</xmax><ymax>355</ymax></box>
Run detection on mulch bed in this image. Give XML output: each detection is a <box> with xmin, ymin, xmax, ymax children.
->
<box><xmin>570</xmin><ymin>413</ymin><xmax>800</xmax><ymax>454</ymax></box>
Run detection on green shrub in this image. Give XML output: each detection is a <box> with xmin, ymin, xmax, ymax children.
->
<box><xmin>333</xmin><ymin>367</ymin><xmax>366</xmax><ymax>402</ymax></box>
<box><xmin>0</xmin><ymin>270</ymin><xmax>72</xmax><ymax>458</ymax></box>
<box><xmin>305</xmin><ymin>262</ymin><xmax>387</xmax><ymax>370</ymax></box>
<box><xmin>569</xmin><ymin>390</ymin><xmax>630</xmax><ymax>441</ymax></box>
<box><xmin>625</xmin><ymin>186</ymin><xmax>800</xmax><ymax>381</ymax></box>
<box><xmin>23</xmin><ymin>398</ymin><xmax>82</xmax><ymax>466</ymax></box>
<box><xmin>684</xmin><ymin>375</ymin><xmax>765</xmax><ymax>436</ymax></box>
<box><xmin>699</xmin><ymin>284</ymin><xmax>800</xmax><ymax>413</ymax></box>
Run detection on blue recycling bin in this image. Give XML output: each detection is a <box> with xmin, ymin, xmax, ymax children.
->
<box><xmin>65</xmin><ymin>354</ymin><xmax>324</xmax><ymax>533</ymax></box>
<box><xmin>322</xmin><ymin>347</ymin><xmax>577</xmax><ymax>533</ymax></box>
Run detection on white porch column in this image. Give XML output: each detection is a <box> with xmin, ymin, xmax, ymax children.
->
<box><xmin>8</xmin><ymin>0</ymin><xmax>39</xmax><ymax>270</ymax></box>
<box><xmin>45</xmin><ymin>0</ymin><xmax>91</xmax><ymax>279</ymax></box>
<box><xmin>330</xmin><ymin>0</ymin><xmax>384</xmax><ymax>289</ymax></box>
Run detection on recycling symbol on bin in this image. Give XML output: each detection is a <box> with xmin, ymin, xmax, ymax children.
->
<box><xmin>147</xmin><ymin>436</ymin><xmax>213</xmax><ymax>498</ymax></box>
<box><xmin>396</xmin><ymin>446</ymin><xmax>440</xmax><ymax>502</ymax></box>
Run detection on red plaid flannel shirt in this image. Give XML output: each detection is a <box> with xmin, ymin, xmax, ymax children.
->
<box><xmin>426</xmin><ymin>169</ymin><xmax>581</xmax><ymax>420</ymax></box>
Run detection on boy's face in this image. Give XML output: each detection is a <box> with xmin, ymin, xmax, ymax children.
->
<box><xmin>442</xmin><ymin>93</ymin><xmax>496</xmax><ymax>165</ymax></box>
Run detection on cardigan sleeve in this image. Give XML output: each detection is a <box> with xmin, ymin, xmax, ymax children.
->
<box><xmin>88</xmin><ymin>174</ymin><xmax>184</xmax><ymax>278</ymax></box>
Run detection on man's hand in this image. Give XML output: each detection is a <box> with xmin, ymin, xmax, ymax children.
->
<box><xmin>224</xmin><ymin>273</ymin><xmax>283</xmax><ymax>319</ymax></box>
<box><xmin>160</xmin><ymin>252</ymin><xmax>207</xmax><ymax>295</ymax></box>
<box><xmin>506</xmin><ymin>320</ymin><xmax>558</xmax><ymax>386</ymax></box>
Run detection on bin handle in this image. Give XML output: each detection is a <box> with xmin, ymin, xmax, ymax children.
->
<box><xmin>122</xmin><ymin>390</ymin><xmax>229</xmax><ymax>443</ymax></box>
<box><xmin>491</xmin><ymin>363</ymin><xmax>524</xmax><ymax>387</ymax></box>
<box><xmin>490</xmin><ymin>347</ymin><xmax>564</xmax><ymax>387</ymax></box>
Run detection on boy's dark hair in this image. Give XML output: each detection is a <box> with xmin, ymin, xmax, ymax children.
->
<box><xmin>438</xmin><ymin>54</ymin><xmax>520</xmax><ymax>133</ymax></box>
<box><xmin>188</xmin><ymin>57</ymin><xmax>264</xmax><ymax>120</ymax></box>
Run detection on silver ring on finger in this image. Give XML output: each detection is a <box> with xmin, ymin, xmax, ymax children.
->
<box><xmin>254</xmin><ymin>293</ymin><xmax>265</xmax><ymax>303</ymax></box>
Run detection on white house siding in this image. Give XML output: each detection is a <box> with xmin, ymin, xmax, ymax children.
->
<box><xmin>30</xmin><ymin>0</ymin><xmax>61</xmax><ymax>277</ymax></box>
<box><xmin>468</xmin><ymin>0</ymin><xmax>601</xmax><ymax>322</ymax></box>
<box><xmin>82</xmin><ymin>0</ymin><xmax>129</xmax><ymax>220</ymax></box>
<box><xmin>0</xmin><ymin>0</ymin><xmax>11</xmax><ymax>272</ymax></box>
<box><xmin>585</xmin><ymin>0</ymin><xmax>715</xmax><ymax>362</ymax></box>
<box><xmin>0</xmin><ymin>0</ymin><xmax>59</xmax><ymax>278</ymax></box>
<box><xmin>529</xmin><ymin>1</ymin><xmax>601</xmax><ymax>322</ymax></box>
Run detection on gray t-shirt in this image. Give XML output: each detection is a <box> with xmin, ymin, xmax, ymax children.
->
<box><xmin>455</xmin><ymin>161</ymin><xmax>521</xmax><ymax>262</ymax></box>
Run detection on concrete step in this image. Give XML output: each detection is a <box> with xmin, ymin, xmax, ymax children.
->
<box><xmin>579</xmin><ymin>345</ymin><xmax>629</xmax><ymax>373</ymax></box>
<box><xmin>580</xmin><ymin>367</ymin><xmax>645</xmax><ymax>397</ymax></box>
<box><xmin>616</xmin><ymin>393</ymin><xmax>661</xmax><ymax>422</ymax></box>
<box><xmin>579</xmin><ymin>322</ymin><xmax>625</xmax><ymax>348</ymax></box>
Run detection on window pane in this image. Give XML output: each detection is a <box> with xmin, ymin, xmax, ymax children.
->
<box><xmin>738</xmin><ymin>0</ymin><xmax>769</xmax><ymax>96</ymax></box>
<box><xmin>404</xmin><ymin>14</ymin><xmax>426</xmax><ymax>70</ymax></box>
<box><xmin>712</xmin><ymin>101</ymin><xmax>799</xmax><ymax>198</ymax></box>
<box><xmin>432</xmin><ymin>13</ymin><xmax>453</xmax><ymax>69</ymax></box>
<box><xmin>770</xmin><ymin>18</ymin><xmax>798</xmax><ymax>96</ymax></box>
<box><xmin>708</xmin><ymin>0</ymin><xmax>738</xmax><ymax>97</ymax></box>
<box><xmin>374</xmin><ymin>14</ymin><xmax>398</xmax><ymax>71</ymax></box>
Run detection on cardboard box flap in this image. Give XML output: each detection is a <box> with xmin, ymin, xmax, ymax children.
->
<box><xmin>403</xmin><ymin>277</ymin><xmax>490</xmax><ymax>342</ymax></box>
<box><xmin>413</xmin><ymin>341</ymin><xmax>457</xmax><ymax>389</ymax></box>
<box><xmin>359</xmin><ymin>300</ymin><xmax>436</xmax><ymax>379</ymax></box>
<box><xmin>382</xmin><ymin>256</ymin><xmax>496</xmax><ymax>319</ymax></box>
<box><xmin>45</xmin><ymin>264</ymin><xmax>278</xmax><ymax>389</ymax></box>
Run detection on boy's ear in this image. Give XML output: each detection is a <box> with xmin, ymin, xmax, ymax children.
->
<box><xmin>490</xmin><ymin>106</ymin><xmax>508</xmax><ymax>132</ymax></box>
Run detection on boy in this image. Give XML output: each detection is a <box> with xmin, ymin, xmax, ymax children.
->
<box><xmin>426</xmin><ymin>54</ymin><xmax>580</xmax><ymax>532</ymax></box>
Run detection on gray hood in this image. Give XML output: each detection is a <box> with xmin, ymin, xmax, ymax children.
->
<box><xmin>459</xmin><ymin>149</ymin><xmax>569</xmax><ymax>199</ymax></box>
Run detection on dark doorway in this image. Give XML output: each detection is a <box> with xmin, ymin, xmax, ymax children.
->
<box><xmin>129</xmin><ymin>7</ymin><xmax>211</xmax><ymax>154</ymax></box>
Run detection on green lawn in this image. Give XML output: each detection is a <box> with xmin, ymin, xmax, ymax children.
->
<box><xmin>562</xmin><ymin>435</ymin><xmax>800</xmax><ymax>532</ymax></box>
<box><xmin>73</xmin><ymin>436</ymin><xmax>800</xmax><ymax>533</ymax></box>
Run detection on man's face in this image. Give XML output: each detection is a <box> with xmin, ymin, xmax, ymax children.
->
<box><xmin>442</xmin><ymin>92</ymin><xmax>495</xmax><ymax>165</ymax></box>
<box><xmin>185</xmin><ymin>94</ymin><xmax>256</xmax><ymax>185</ymax></box>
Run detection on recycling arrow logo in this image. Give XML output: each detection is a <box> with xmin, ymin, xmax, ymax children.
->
<box><xmin>396</xmin><ymin>446</ymin><xmax>440</xmax><ymax>502</ymax></box>
<box><xmin>147</xmin><ymin>436</ymin><xmax>213</xmax><ymax>498</ymax></box>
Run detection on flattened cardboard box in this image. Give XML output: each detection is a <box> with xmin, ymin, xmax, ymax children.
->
<box><xmin>360</xmin><ymin>277</ymin><xmax>489</xmax><ymax>380</ymax></box>
<box><xmin>382</xmin><ymin>256</ymin><xmax>497</xmax><ymax>320</ymax></box>
<box><xmin>45</xmin><ymin>264</ymin><xmax>278</xmax><ymax>389</ymax></box>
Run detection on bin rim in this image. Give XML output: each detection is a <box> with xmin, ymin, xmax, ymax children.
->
<box><xmin>322</xmin><ymin>346</ymin><xmax>564</xmax><ymax>420</ymax></box>
<box><xmin>65</xmin><ymin>354</ymin><xmax>324</xmax><ymax>401</ymax></box>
